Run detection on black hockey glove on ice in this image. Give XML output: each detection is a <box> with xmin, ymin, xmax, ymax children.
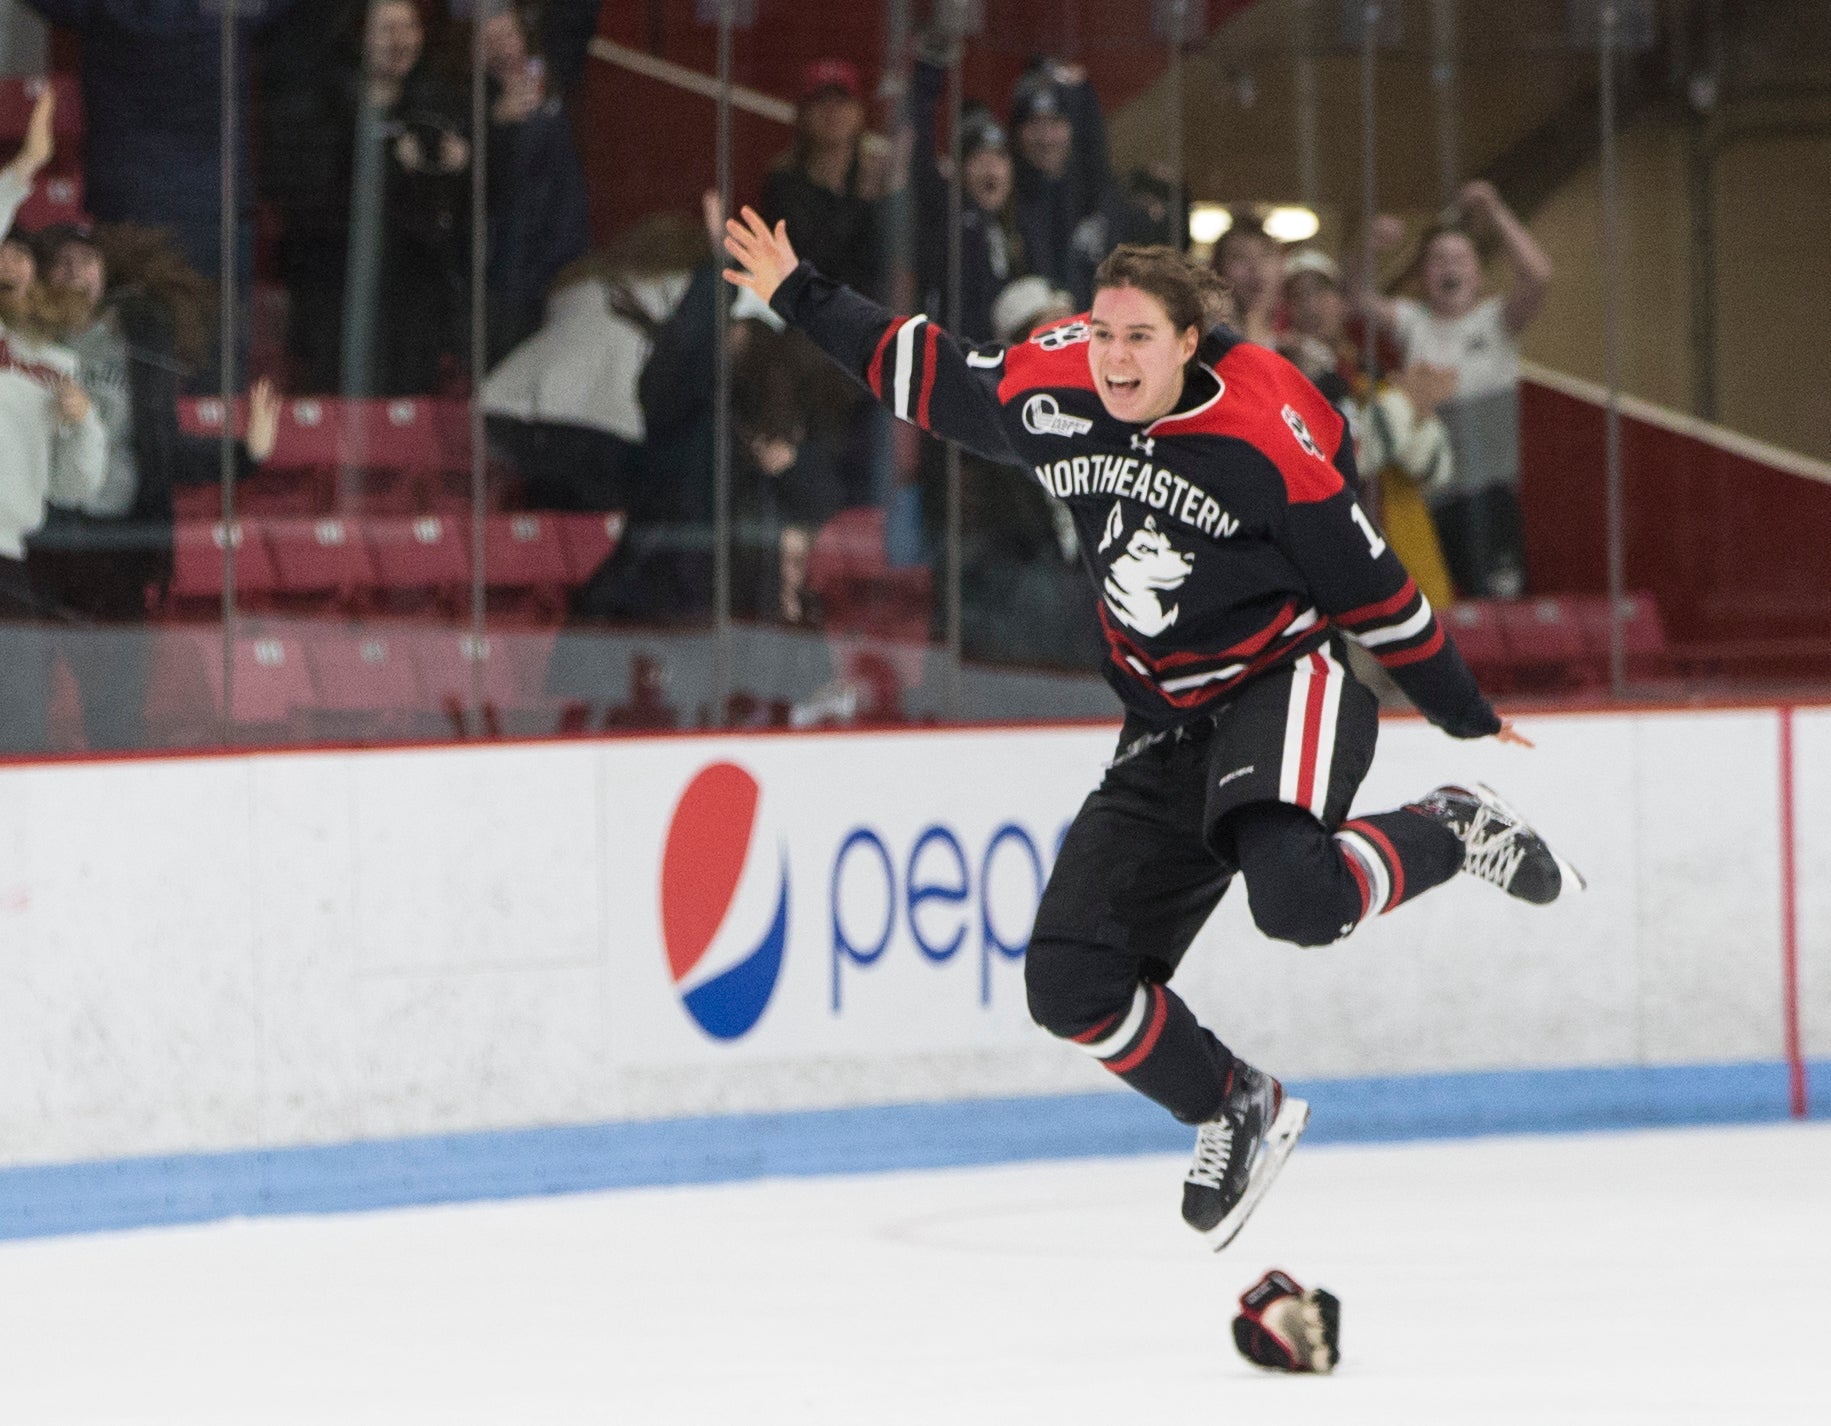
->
<box><xmin>1231</xmin><ymin>1269</ymin><xmax>1341</xmax><ymax>1373</ymax></box>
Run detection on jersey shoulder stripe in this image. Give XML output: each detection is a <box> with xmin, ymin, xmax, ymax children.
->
<box><xmin>997</xmin><ymin>313</ymin><xmax>1098</xmax><ymax>404</ymax></box>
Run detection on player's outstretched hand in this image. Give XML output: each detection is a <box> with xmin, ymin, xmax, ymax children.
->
<box><xmin>722</xmin><ymin>206</ymin><xmax>798</xmax><ymax>308</ymax></box>
<box><xmin>1495</xmin><ymin>720</ymin><xmax>1534</xmax><ymax>748</ymax></box>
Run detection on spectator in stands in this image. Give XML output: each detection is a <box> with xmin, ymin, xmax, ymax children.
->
<box><xmin>279</xmin><ymin>0</ymin><xmax>471</xmax><ymax>395</ymax></box>
<box><xmin>479</xmin><ymin>3</ymin><xmax>591</xmax><ymax>363</ymax></box>
<box><xmin>27</xmin><ymin>222</ymin><xmax>279</xmax><ymax>749</ymax></box>
<box><xmin>1007</xmin><ymin>58</ymin><xmax>1147</xmax><ymax>308</ymax></box>
<box><xmin>483</xmin><ymin>211</ymin><xmax>704</xmax><ymax>512</ymax></box>
<box><xmin>730</xmin><ymin>322</ymin><xmax>848</xmax><ymax>625</ymax></box>
<box><xmin>573</xmin><ymin>194</ymin><xmax>861</xmax><ymax>628</ymax></box>
<box><xmin>24</xmin><ymin>0</ymin><xmax>300</xmax><ymax>288</ymax></box>
<box><xmin>908</xmin><ymin>35</ymin><xmax>1023</xmax><ymax>345</ymax></box>
<box><xmin>1280</xmin><ymin>247</ymin><xmax>1456</xmax><ymax>612</ymax></box>
<box><xmin>1362</xmin><ymin>181</ymin><xmax>1552</xmax><ymax>600</ymax></box>
<box><xmin>1212</xmin><ymin>219</ymin><xmax>1283</xmax><ymax>348</ymax></box>
<box><xmin>0</xmin><ymin>244</ymin><xmax>102</xmax><ymax>751</ymax></box>
<box><xmin>761</xmin><ymin>59</ymin><xmax>888</xmax><ymax>301</ymax></box>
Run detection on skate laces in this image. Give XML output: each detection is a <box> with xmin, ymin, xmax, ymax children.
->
<box><xmin>1461</xmin><ymin>804</ymin><xmax>1528</xmax><ymax>891</ymax></box>
<box><xmin>1187</xmin><ymin>1117</ymin><xmax>1236</xmax><ymax>1189</ymax></box>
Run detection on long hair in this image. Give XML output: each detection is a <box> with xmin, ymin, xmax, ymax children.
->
<box><xmin>89</xmin><ymin>224</ymin><xmax>218</xmax><ymax>366</ymax></box>
<box><xmin>0</xmin><ymin>281</ymin><xmax>92</xmax><ymax>344</ymax></box>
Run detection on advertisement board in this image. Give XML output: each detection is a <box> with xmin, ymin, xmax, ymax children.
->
<box><xmin>0</xmin><ymin>706</ymin><xmax>1815</xmax><ymax>1174</ymax></box>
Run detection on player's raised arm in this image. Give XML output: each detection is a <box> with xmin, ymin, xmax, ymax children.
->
<box><xmin>723</xmin><ymin>206</ymin><xmax>1019</xmax><ymax>466</ymax></box>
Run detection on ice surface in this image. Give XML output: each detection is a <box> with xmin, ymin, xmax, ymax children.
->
<box><xmin>0</xmin><ymin>1123</ymin><xmax>1826</xmax><ymax>1424</ymax></box>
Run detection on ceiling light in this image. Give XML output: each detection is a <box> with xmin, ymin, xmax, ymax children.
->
<box><xmin>1262</xmin><ymin>205</ymin><xmax>1321</xmax><ymax>242</ymax></box>
<box><xmin>1188</xmin><ymin>204</ymin><xmax>1233</xmax><ymax>245</ymax></box>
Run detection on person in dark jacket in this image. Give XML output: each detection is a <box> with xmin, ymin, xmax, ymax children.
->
<box><xmin>29</xmin><ymin>223</ymin><xmax>278</xmax><ymax>749</ymax></box>
<box><xmin>25</xmin><ymin>0</ymin><xmax>302</xmax><ymax>285</ymax></box>
<box><xmin>1007</xmin><ymin>59</ymin><xmax>1155</xmax><ymax>308</ymax></box>
<box><xmin>908</xmin><ymin>48</ymin><xmax>1023</xmax><ymax>346</ymax></box>
<box><xmin>479</xmin><ymin>4</ymin><xmax>592</xmax><ymax>363</ymax></box>
<box><xmin>274</xmin><ymin>0</ymin><xmax>471</xmax><ymax>394</ymax></box>
<box><xmin>759</xmin><ymin>58</ymin><xmax>888</xmax><ymax>302</ymax></box>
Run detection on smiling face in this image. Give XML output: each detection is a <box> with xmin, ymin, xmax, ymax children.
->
<box><xmin>1422</xmin><ymin>230</ymin><xmax>1482</xmax><ymax>318</ymax></box>
<box><xmin>1089</xmin><ymin>284</ymin><xmax>1198</xmax><ymax>425</ymax></box>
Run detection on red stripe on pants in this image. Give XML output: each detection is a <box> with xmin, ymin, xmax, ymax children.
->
<box><xmin>1294</xmin><ymin>651</ymin><xmax>1329</xmax><ymax>812</ymax></box>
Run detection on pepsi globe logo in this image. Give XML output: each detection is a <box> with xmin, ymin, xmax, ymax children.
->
<box><xmin>661</xmin><ymin>762</ymin><xmax>789</xmax><ymax>1041</ymax></box>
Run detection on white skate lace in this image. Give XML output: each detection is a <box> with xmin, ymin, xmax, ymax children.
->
<box><xmin>1462</xmin><ymin>808</ymin><xmax>1528</xmax><ymax>891</ymax></box>
<box><xmin>1186</xmin><ymin>1117</ymin><xmax>1235</xmax><ymax>1189</ymax></box>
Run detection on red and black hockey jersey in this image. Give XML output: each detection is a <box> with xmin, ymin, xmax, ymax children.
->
<box><xmin>770</xmin><ymin>262</ymin><xmax>1500</xmax><ymax>738</ymax></box>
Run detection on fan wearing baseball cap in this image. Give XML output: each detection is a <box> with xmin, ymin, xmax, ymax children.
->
<box><xmin>760</xmin><ymin>57</ymin><xmax>889</xmax><ymax>299</ymax></box>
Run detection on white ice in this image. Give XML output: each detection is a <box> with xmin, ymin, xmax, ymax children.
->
<box><xmin>1</xmin><ymin>1122</ymin><xmax>1826</xmax><ymax>1424</ymax></box>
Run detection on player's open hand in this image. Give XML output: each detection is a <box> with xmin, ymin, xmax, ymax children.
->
<box><xmin>1494</xmin><ymin>720</ymin><xmax>1534</xmax><ymax>748</ymax></box>
<box><xmin>722</xmin><ymin>206</ymin><xmax>799</xmax><ymax>309</ymax></box>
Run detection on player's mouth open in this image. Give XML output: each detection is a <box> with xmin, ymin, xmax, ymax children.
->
<box><xmin>1106</xmin><ymin>375</ymin><xmax>1141</xmax><ymax>393</ymax></box>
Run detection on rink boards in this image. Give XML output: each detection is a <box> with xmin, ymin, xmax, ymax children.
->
<box><xmin>0</xmin><ymin>705</ymin><xmax>1824</xmax><ymax>1230</ymax></box>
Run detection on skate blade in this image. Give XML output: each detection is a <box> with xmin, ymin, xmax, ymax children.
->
<box><xmin>1203</xmin><ymin>1096</ymin><xmax>1310</xmax><ymax>1254</ymax></box>
<box><xmin>1474</xmin><ymin>782</ymin><xmax>1588</xmax><ymax>895</ymax></box>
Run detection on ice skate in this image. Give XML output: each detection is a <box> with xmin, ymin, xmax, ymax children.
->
<box><xmin>1181</xmin><ymin>1060</ymin><xmax>1309</xmax><ymax>1252</ymax></box>
<box><xmin>1408</xmin><ymin>782</ymin><xmax>1585</xmax><ymax>904</ymax></box>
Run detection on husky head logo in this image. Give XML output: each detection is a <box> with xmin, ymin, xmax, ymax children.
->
<box><xmin>1102</xmin><ymin>516</ymin><xmax>1193</xmax><ymax>638</ymax></box>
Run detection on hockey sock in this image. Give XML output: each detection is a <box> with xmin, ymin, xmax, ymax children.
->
<box><xmin>1334</xmin><ymin>808</ymin><xmax>1464</xmax><ymax>922</ymax></box>
<box><xmin>1068</xmin><ymin>980</ymin><xmax>1238</xmax><ymax>1125</ymax></box>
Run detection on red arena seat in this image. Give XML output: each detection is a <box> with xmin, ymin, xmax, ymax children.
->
<box><xmin>17</xmin><ymin>170</ymin><xmax>83</xmax><ymax>229</ymax></box>
<box><xmin>365</xmin><ymin>515</ymin><xmax>471</xmax><ymax>596</ymax></box>
<box><xmin>556</xmin><ymin>512</ymin><xmax>626</xmax><ymax>585</ymax></box>
<box><xmin>483</xmin><ymin>512</ymin><xmax>571</xmax><ymax>591</ymax></box>
<box><xmin>169</xmin><ymin>520</ymin><xmax>280</xmax><ymax>603</ymax></box>
<box><xmin>0</xmin><ymin>74</ymin><xmax>81</xmax><ymax>143</ymax></box>
<box><xmin>1496</xmin><ymin>597</ymin><xmax>1594</xmax><ymax>687</ymax></box>
<box><xmin>1443</xmin><ymin>601</ymin><xmax>1511</xmax><ymax>688</ymax></box>
<box><xmin>263</xmin><ymin>516</ymin><xmax>379</xmax><ymax>602</ymax></box>
<box><xmin>304</xmin><ymin>632</ymin><xmax>427</xmax><ymax>715</ymax></box>
<box><xmin>1572</xmin><ymin>593</ymin><xmax>1671</xmax><ymax>677</ymax></box>
<box><xmin>195</xmin><ymin>632</ymin><xmax>315</xmax><ymax>730</ymax></box>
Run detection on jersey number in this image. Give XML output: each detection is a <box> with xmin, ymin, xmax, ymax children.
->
<box><xmin>1349</xmin><ymin>503</ymin><xmax>1388</xmax><ymax>559</ymax></box>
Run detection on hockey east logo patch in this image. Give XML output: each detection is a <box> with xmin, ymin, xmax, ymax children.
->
<box><xmin>1102</xmin><ymin>514</ymin><xmax>1194</xmax><ymax>638</ymax></box>
<box><xmin>1022</xmin><ymin>393</ymin><xmax>1094</xmax><ymax>439</ymax></box>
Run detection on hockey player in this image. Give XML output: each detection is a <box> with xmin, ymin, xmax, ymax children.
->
<box><xmin>723</xmin><ymin>209</ymin><xmax>1581</xmax><ymax>1251</ymax></box>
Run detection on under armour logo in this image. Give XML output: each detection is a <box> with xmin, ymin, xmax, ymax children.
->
<box><xmin>1130</xmin><ymin>433</ymin><xmax>1155</xmax><ymax>457</ymax></box>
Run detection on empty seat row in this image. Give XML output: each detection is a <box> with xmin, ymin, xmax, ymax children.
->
<box><xmin>1444</xmin><ymin>594</ymin><xmax>1669</xmax><ymax>690</ymax></box>
<box><xmin>137</xmin><ymin>626</ymin><xmax>566</xmax><ymax>741</ymax></box>
<box><xmin>177</xmin><ymin>395</ymin><xmax>472</xmax><ymax>472</ymax></box>
<box><xmin>167</xmin><ymin>512</ymin><xmax>624</xmax><ymax>606</ymax></box>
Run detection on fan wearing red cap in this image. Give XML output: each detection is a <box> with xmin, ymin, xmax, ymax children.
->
<box><xmin>761</xmin><ymin>57</ymin><xmax>887</xmax><ymax>299</ymax></box>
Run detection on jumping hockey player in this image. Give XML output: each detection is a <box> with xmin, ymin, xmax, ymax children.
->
<box><xmin>723</xmin><ymin>209</ymin><xmax>1581</xmax><ymax>1251</ymax></box>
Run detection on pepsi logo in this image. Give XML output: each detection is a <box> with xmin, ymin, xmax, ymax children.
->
<box><xmin>660</xmin><ymin>763</ymin><xmax>789</xmax><ymax>1041</ymax></box>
